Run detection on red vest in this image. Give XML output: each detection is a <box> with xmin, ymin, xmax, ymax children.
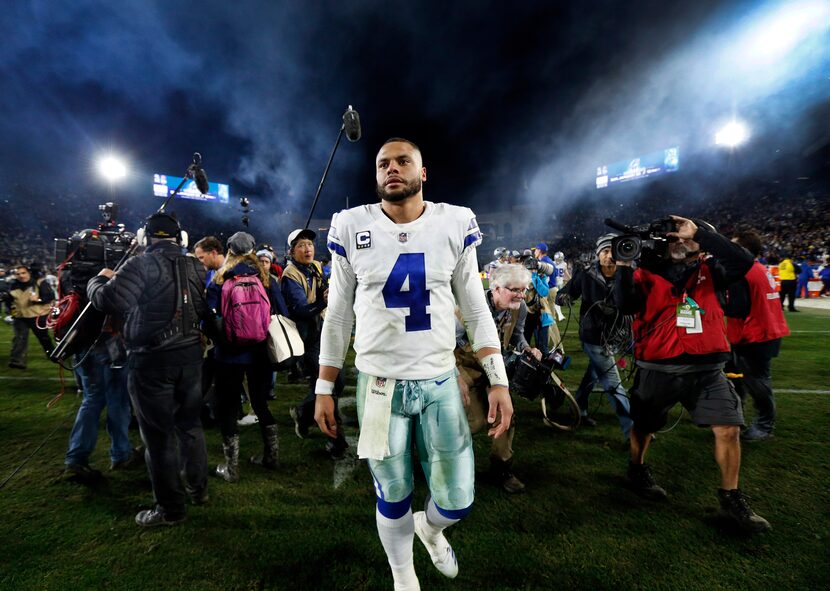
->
<box><xmin>727</xmin><ymin>262</ymin><xmax>790</xmax><ymax>345</ymax></box>
<box><xmin>633</xmin><ymin>263</ymin><xmax>730</xmax><ymax>361</ymax></box>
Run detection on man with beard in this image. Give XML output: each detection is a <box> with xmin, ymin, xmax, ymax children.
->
<box><xmin>615</xmin><ymin>216</ymin><xmax>770</xmax><ymax>533</ymax></box>
<box><xmin>455</xmin><ymin>263</ymin><xmax>540</xmax><ymax>494</ymax></box>
<box><xmin>315</xmin><ymin>138</ymin><xmax>512</xmax><ymax>590</ymax></box>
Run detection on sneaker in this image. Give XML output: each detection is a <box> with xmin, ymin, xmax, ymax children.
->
<box><xmin>413</xmin><ymin>511</ymin><xmax>458</xmax><ymax>579</ymax></box>
<box><xmin>581</xmin><ymin>416</ymin><xmax>598</xmax><ymax>428</ymax></box>
<box><xmin>742</xmin><ymin>425</ymin><xmax>774</xmax><ymax>442</ymax></box>
<box><xmin>626</xmin><ymin>462</ymin><xmax>667</xmax><ymax>500</ymax></box>
<box><xmin>110</xmin><ymin>446</ymin><xmax>145</xmax><ymax>470</ymax></box>
<box><xmin>717</xmin><ymin>488</ymin><xmax>771</xmax><ymax>533</ymax></box>
<box><xmin>64</xmin><ymin>463</ymin><xmax>103</xmax><ymax>483</ymax></box>
<box><xmin>185</xmin><ymin>485</ymin><xmax>210</xmax><ymax>506</ymax></box>
<box><xmin>500</xmin><ymin>471</ymin><xmax>526</xmax><ymax>494</ymax></box>
<box><xmin>290</xmin><ymin>407</ymin><xmax>309</xmax><ymax>439</ymax></box>
<box><xmin>237</xmin><ymin>413</ymin><xmax>259</xmax><ymax>427</ymax></box>
<box><xmin>8</xmin><ymin>362</ymin><xmax>26</xmax><ymax>369</ymax></box>
<box><xmin>135</xmin><ymin>507</ymin><xmax>187</xmax><ymax>527</ymax></box>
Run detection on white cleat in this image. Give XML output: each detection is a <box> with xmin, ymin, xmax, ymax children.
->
<box><xmin>391</xmin><ymin>563</ymin><xmax>420</xmax><ymax>591</ymax></box>
<box><xmin>413</xmin><ymin>511</ymin><xmax>458</xmax><ymax>579</ymax></box>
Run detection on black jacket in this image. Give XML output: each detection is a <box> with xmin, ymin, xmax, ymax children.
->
<box><xmin>87</xmin><ymin>241</ymin><xmax>208</xmax><ymax>365</ymax></box>
<box><xmin>556</xmin><ymin>263</ymin><xmax>625</xmax><ymax>346</ymax></box>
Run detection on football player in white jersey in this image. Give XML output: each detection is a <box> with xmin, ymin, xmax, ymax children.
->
<box><xmin>315</xmin><ymin>138</ymin><xmax>513</xmax><ymax>591</ymax></box>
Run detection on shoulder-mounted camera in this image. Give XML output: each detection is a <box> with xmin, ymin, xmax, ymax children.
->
<box><xmin>603</xmin><ymin>217</ymin><xmax>678</xmax><ymax>262</ymax></box>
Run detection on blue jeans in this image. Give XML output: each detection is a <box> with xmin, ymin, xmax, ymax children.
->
<box><xmin>574</xmin><ymin>342</ymin><xmax>633</xmax><ymax>438</ymax></box>
<box><xmin>65</xmin><ymin>346</ymin><xmax>133</xmax><ymax>466</ymax></box>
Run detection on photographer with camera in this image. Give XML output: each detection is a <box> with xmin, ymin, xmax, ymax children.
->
<box><xmin>455</xmin><ymin>263</ymin><xmax>540</xmax><ymax>493</ymax></box>
<box><xmin>7</xmin><ymin>264</ymin><xmax>54</xmax><ymax>369</ymax></box>
<box><xmin>521</xmin><ymin>250</ymin><xmax>555</xmax><ymax>358</ymax></box>
<box><xmin>87</xmin><ymin>211</ymin><xmax>211</xmax><ymax>527</ymax></box>
<box><xmin>284</xmin><ymin>228</ymin><xmax>348</xmax><ymax>459</ymax></box>
<box><xmin>613</xmin><ymin>215</ymin><xmax>770</xmax><ymax>533</ymax></box>
<box><xmin>555</xmin><ymin>234</ymin><xmax>632</xmax><ymax>439</ymax></box>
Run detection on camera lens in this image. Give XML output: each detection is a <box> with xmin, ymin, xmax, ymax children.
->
<box><xmin>613</xmin><ymin>236</ymin><xmax>641</xmax><ymax>261</ymax></box>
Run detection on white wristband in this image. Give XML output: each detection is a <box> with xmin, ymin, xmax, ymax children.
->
<box><xmin>480</xmin><ymin>353</ymin><xmax>509</xmax><ymax>388</ymax></box>
<box><xmin>316</xmin><ymin>379</ymin><xmax>335</xmax><ymax>396</ymax></box>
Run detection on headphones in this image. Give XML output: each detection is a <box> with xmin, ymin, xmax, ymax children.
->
<box><xmin>136</xmin><ymin>211</ymin><xmax>188</xmax><ymax>248</ymax></box>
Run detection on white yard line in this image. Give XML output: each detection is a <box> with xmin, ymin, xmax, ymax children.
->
<box><xmin>778</xmin><ymin>389</ymin><xmax>830</xmax><ymax>395</ymax></box>
<box><xmin>333</xmin><ymin>435</ymin><xmax>360</xmax><ymax>489</ymax></box>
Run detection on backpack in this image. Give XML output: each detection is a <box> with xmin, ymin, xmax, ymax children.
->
<box><xmin>220</xmin><ymin>274</ymin><xmax>271</xmax><ymax>346</ymax></box>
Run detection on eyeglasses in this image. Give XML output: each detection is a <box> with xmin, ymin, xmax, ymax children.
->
<box><xmin>499</xmin><ymin>286</ymin><xmax>527</xmax><ymax>295</ymax></box>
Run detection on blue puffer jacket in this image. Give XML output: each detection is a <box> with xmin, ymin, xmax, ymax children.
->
<box><xmin>206</xmin><ymin>262</ymin><xmax>289</xmax><ymax>364</ymax></box>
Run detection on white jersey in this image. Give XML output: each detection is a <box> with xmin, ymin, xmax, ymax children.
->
<box><xmin>320</xmin><ymin>201</ymin><xmax>500</xmax><ymax>380</ymax></box>
<box><xmin>554</xmin><ymin>261</ymin><xmax>568</xmax><ymax>288</ymax></box>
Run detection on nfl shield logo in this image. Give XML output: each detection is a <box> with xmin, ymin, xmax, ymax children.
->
<box><xmin>376</xmin><ymin>378</ymin><xmax>386</xmax><ymax>388</ymax></box>
<box><xmin>398</xmin><ymin>233</ymin><xmax>408</xmax><ymax>243</ymax></box>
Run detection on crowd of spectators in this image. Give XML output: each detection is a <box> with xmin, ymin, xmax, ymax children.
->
<box><xmin>531</xmin><ymin>182</ymin><xmax>830</xmax><ymax>266</ymax></box>
<box><xmin>1</xmin><ymin>179</ymin><xmax>828</xmax><ymax>274</ymax></box>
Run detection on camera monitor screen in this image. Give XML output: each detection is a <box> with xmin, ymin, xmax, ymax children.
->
<box><xmin>152</xmin><ymin>173</ymin><xmax>230</xmax><ymax>204</ymax></box>
<box><xmin>595</xmin><ymin>146</ymin><xmax>679</xmax><ymax>189</ymax></box>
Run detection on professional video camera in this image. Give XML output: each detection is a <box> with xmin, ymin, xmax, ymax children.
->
<box><xmin>509</xmin><ymin>348</ymin><xmax>571</xmax><ymax>401</ymax></box>
<box><xmin>508</xmin><ymin>348</ymin><xmax>580</xmax><ymax>431</ymax></box>
<box><xmin>604</xmin><ymin>217</ymin><xmax>677</xmax><ymax>263</ymax></box>
<box><xmin>50</xmin><ymin>203</ymin><xmax>135</xmax><ymax>358</ymax></box>
<box><xmin>54</xmin><ymin>203</ymin><xmax>135</xmax><ymax>291</ymax></box>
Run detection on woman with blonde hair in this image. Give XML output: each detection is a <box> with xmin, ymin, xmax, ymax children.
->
<box><xmin>207</xmin><ymin>232</ymin><xmax>289</xmax><ymax>482</ymax></box>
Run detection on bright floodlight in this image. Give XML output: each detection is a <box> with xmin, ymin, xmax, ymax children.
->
<box><xmin>97</xmin><ymin>156</ymin><xmax>127</xmax><ymax>181</ymax></box>
<box><xmin>715</xmin><ymin>121</ymin><xmax>750</xmax><ymax>148</ymax></box>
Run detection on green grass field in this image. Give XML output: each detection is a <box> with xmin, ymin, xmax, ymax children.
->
<box><xmin>0</xmin><ymin>306</ymin><xmax>828</xmax><ymax>591</ymax></box>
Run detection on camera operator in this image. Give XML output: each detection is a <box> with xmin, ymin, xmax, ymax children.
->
<box><xmin>726</xmin><ymin>230</ymin><xmax>790</xmax><ymax>442</ymax></box>
<box><xmin>283</xmin><ymin>228</ymin><xmax>349</xmax><ymax>459</ymax></box>
<box><xmin>87</xmin><ymin>212</ymin><xmax>210</xmax><ymax>527</ymax></box>
<box><xmin>8</xmin><ymin>264</ymin><xmax>54</xmax><ymax>369</ymax></box>
<box><xmin>521</xmin><ymin>250</ymin><xmax>555</xmax><ymax>357</ymax></box>
<box><xmin>555</xmin><ymin>234</ymin><xmax>632</xmax><ymax>439</ymax></box>
<box><xmin>455</xmin><ymin>263</ymin><xmax>541</xmax><ymax>493</ymax></box>
<box><xmin>614</xmin><ymin>215</ymin><xmax>770</xmax><ymax>533</ymax></box>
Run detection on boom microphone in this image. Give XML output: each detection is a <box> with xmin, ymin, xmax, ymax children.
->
<box><xmin>193</xmin><ymin>167</ymin><xmax>209</xmax><ymax>195</ymax></box>
<box><xmin>343</xmin><ymin>106</ymin><xmax>362</xmax><ymax>142</ymax></box>
<box><xmin>190</xmin><ymin>152</ymin><xmax>210</xmax><ymax>194</ymax></box>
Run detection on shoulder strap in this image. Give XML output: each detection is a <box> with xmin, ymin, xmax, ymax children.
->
<box><xmin>502</xmin><ymin>308</ymin><xmax>519</xmax><ymax>350</ymax></box>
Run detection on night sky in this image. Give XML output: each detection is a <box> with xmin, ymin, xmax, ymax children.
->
<box><xmin>1</xmin><ymin>0</ymin><xmax>828</xmax><ymax>227</ymax></box>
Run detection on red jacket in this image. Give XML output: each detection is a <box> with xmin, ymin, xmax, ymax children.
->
<box><xmin>633</xmin><ymin>263</ymin><xmax>731</xmax><ymax>361</ymax></box>
<box><xmin>727</xmin><ymin>262</ymin><xmax>790</xmax><ymax>345</ymax></box>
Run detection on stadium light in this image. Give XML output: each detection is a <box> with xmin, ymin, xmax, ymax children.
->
<box><xmin>97</xmin><ymin>155</ymin><xmax>127</xmax><ymax>181</ymax></box>
<box><xmin>715</xmin><ymin>121</ymin><xmax>750</xmax><ymax>148</ymax></box>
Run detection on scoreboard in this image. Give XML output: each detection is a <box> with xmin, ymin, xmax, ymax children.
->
<box><xmin>596</xmin><ymin>146</ymin><xmax>679</xmax><ymax>189</ymax></box>
<box><xmin>153</xmin><ymin>173</ymin><xmax>230</xmax><ymax>205</ymax></box>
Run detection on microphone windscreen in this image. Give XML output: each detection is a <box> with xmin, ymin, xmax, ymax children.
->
<box><xmin>343</xmin><ymin>106</ymin><xmax>362</xmax><ymax>142</ymax></box>
<box><xmin>194</xmin><ymin>168</ymin><xmax>210</xmax><ymax>194</ymax></box>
